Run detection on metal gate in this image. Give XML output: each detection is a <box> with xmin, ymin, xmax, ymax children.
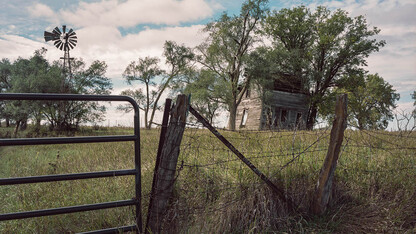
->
<box><xmin>0</xmin><ymin>93</ymin><xmax>142</xmax><ymax>233</ymax></box>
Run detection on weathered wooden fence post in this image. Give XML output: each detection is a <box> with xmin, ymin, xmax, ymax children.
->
<box><xmin>311</xmin><ymin>94</ymin><xmax>347</xmax><ymax>215</ymax></box>
<box><xmin>145</xmin><ymin>98</ymin><xmax>171</xmax><ymax>232</ymax></box>
<box><xmin>146</xmin><ymin>95</ymin><xmax>188</xmax><ymax>233</ymax></box>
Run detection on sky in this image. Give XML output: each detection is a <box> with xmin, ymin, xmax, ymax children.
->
<box><xmin>0</xmin><ymin>0</ymin><xmax>415</xmax><ymax>128</ymax></box>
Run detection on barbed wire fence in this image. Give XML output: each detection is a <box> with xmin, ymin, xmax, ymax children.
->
<box><xmin>146</xmin><ymin>95</ymin><xmax>416</xmax><ymax>233</ymax></box>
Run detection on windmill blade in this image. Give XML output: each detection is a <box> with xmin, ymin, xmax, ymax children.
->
<box><xmin>69</xmin><ymin>42</ymin><xmax>75</xmax><ymax>50</ymax></box>
<box><xmin>68</xmin><ymin>40</ymin><xmax>76</xmax><ymax>48</ymax></box>
<box><xmin>68</xmin><ymin>33</ymin><xmax>77</xmax><ymax>39</ymax></box>
<box><xmin>69</xmin><ymin>38</ymin><xmax>77</xmax><ymax>44</ymax></box>
<box><xmin>69</xmin><ymin>41</ymin><xmax>77</xmax><ymax>48</ymax></box>
<box><xmin>44</xmin><ymin>31</ymin><xmax>59</xmax><ymax>42</ymax></box>
<box><xmin>54</xmin><ymin>40</ymin><xmax>61</xmax><ymax>46</ymax></box>
<box><xmin>68</xmin><ymin>28</ymin><xmax>73</xmax><ymax>34</ymax></box>
<box><xmin>59</xmin><ymin>42</ymin><xmax>64</xmax><ymax>50</ymax></box>
<box><xmin>68</xmin><ymin>34</ymin><xmax>77</xmax><ymax>40</ymax></box>
<box><xmin>62</xmin><ymin>25</ymin><xmax>66</xmax><ymax>34</ymax></box>
<box><xmin>53</xmin><ymin>27</ymin><xmax>61</xmax><ymax>35</ymax></box>
<box><xmin>55</xmin><ymin>42</ymin><xmax>62</xmax><ymax>50</ymax></box>
<box><xmin>43</xmin><ymin>31</ymin><xmax>55</xmax><ymax>42</ymax></box>
<box><xmin>54</xmin><ymin>40</ymin><xmax>62</xmax><ymax>50</ymax></box>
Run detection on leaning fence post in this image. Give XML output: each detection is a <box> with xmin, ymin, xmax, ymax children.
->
<box><xmin>311</xmin><ymin>94</ymin><xmax>347</xmax><ymax>215</ymax></box>
<box><xmin>146</xmin><ymin>95</ymin><xmax>188</xmax><ymax>234</ymax></box>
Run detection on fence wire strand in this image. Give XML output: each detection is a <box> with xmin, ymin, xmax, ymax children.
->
<box><xmin>149</xmin><ymin>118</ymin><xmax>415</xmax><ymax>231</ymax></box>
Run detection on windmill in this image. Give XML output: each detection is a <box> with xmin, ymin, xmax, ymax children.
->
<box><xmin>44</xmin><ymin>25</ymin><xmax>77</xmax><ymax>91</ymax></box>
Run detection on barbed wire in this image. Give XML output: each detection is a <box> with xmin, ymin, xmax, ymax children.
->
<box><xmin>151</xmin><ymin>116</ymin><xmax>416</xmax><ymax>224</ymax></box>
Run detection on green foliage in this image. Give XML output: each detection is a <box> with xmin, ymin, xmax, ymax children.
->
<box><xmin>120</xmin><ymin>41</ymin><xmax>193</xmax><ymax>129</ymax></box>
<box><xmin>0</xmin><ymin>48</ymin><xmax>112</xmax><ymax>132</ymax></box>
<box><xmin>261</xmin><ymin>6</ymin><xmax>386</xmax><ymax>129</ymax></box>
<box><xmin>121</xmin><ymin>56</ymin><xmax>162</xmax><ymax>129</ymax></box>
<box><xmin>347</xmin><ymin>74</ymin><xmax>399</xmax><ymax>130</ymax></box>
<box><xmin>124</xmin><ymin>57</ymin><xmax>162</xmax><ymax>86</ymax></box>
<box><xmin>322</xmin><ymin>73</ymin><xmax>399</xmax><ymax>130</ymax></box>
<box><xmin>117</xmin><ymin>89</ymin><xmax>146</xmax><ymax>113</ymax></box>
<box><xmin>195</xmin><ymin>0</ymin><xmax>268</xmax><ymax>130</ymax></box>
<box><xmin>178</xmin><ymin>69</ymin><xmax>229</xmax><ymax>124</ymax></box>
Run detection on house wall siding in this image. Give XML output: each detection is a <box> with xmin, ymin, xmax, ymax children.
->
<box><xmin>236</xmin><ymin>89</ymin><xmax>263</xmax><ymax>130</ymax></box>
<box><xmin>236</xmin><ymin>88</ymin><xmax>309</xmax><ymax>130</ymax></box>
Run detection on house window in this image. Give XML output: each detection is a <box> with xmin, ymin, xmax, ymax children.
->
<box><xmin>280</xmin><ymin>109</ymin><xmax>287</xmax><ymax>123</ymax></box>
<box><xmin>241</xmin><ymin>109</ymin><xmax>248</xmax><ymax>127</ymax></box>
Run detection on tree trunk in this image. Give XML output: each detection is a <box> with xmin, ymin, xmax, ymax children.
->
<box><xmin>36</xmin><ymin>118</ymin><xmax>41</xmax><ymax>129</ymax></box>
<box><xmin>6</xmin><ymin>117</ymin><xmax>10</xmax><ymax>127</ymax></box>
<box><xmin>13</xmin><ymin>120</ymin><xmax>21</xmax><ymax>137</ymax></box>
<box><xmin>149</xmin><ymin>78</ymin><xmax>173</xmax><ymax>129</ymax></box>
<box><xmin>144</xmin><ymin>108</ymin><xmax>149</xmax><ymax>129</ymax></box>
<box><xmin>228</xmin><ymin>102</ymin><xmax>237</xmax><ymax>130</ymax></box>
<box><xmin>307</xmin><ymin>104</ymin><xmax>318</xmax><ymax>130</ymax></box>
<box><xmin>20</xmin><ymin>120</ymin><xmax>27</xmax><ymax>131</ymax></box>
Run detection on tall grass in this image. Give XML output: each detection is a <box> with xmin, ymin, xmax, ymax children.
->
<box><xmin>0</xmin><ymin>126</ymin><xmax>415</xmax><ymax>233</ymax></box>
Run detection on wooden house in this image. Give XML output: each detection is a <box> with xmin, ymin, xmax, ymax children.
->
<box><xmin>236</xmin><ymin>80</ymin><xmax>309</xmax><ymax>130</ymax></box>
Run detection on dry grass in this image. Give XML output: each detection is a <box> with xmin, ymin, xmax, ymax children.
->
<box><xmin>0</xmin><ymin>126</ymin><xmax>415</xmax><ymax>233</ymax></box>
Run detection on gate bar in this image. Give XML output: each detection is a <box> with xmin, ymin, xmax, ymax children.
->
<box><xmin>0</xmin><ymin>93</ymin><xmax>138</xmax><ymax>103</ymax></box>
<box><xmin>0</xmin><ymin>93</ymin><xmax>142</xmax><ymax>232</ymax></box>
<box><xmin>79</xmin><ymin>225</ymin><xmax>137</xmax><ymax>234</ymax></box>
<box><xmin>0</xmin><ymin>169</ymin><xmax>137</xmax><ymax>185</ymax></box>
<box><xmin>0</xmin><ymin>199</ymin><xmax>138</xmax><ymax>221</ymax></box>
<box><xmin>0</xmin><ymin>135</ymin><xmax>137</xmax><ymax>146</ymax></box>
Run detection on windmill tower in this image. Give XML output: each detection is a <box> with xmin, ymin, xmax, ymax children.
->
<box><xmin>44</xmin><ymin>25</ymin><xmax>77</xmax><ymax>92</ymax></box>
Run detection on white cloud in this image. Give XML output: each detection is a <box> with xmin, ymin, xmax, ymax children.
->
<box><xmin>71</xmin><ymin>24</ymin><xmax>206</xmax><ymax>78</ymax></box>
<box><xmin>0</xmin><ymin>23</ymin><xmax>206</xmax><ymax>84</ymax></box>
<box><xmin>0</xmin><ymin>35</ymin><xmax>58</xmax><ymax>61</ymax></box>
<box><xmin>32</xmin><ymin>0</ymin><xmax>214</xmax><ymax>28</ymax></box>
<box><xmin>27</xmin><ymin>3</ymin><xmax>59</xmax><ymax>24</ymax></box>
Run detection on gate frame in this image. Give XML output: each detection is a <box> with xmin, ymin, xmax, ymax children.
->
<box><xmin>0</xmin><ymin>93</ymin><xmax>142</xmax><ymax>233</ymax></box>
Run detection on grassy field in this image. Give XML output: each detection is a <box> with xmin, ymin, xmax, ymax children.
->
<box><xmin>0</xmin><ymin>126</ymin><xmax>415</xmax><ymax>233</ymax></box>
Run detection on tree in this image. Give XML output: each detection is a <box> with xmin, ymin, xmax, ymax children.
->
<box><xmin>1</xmin><ymin>49</ymin><xmax>112</xmax><ymax>133</ymax></box>
<box><xmin>196</xmin><ymin>0</ymin><xmax>268</xmax><ymax>130</ymax></box>
<box><xmin>324</xmin><ymin>73</ymin><xmax>399</xmax><ymax>130</ymax></box>
<box><xmin>4</xmin><ymin>49</ymin><xmax>62</xmax><ymax>134</ymax></box>
<box><xmin>0</xmin><ymin>58</ymin><xmax>12</xmax><ymax>127</ymax></box>
<box><xmin>120</xmin><ymin>40</ymin><xmax>194</xmax><ymax>129</ymax></box>
<box><xmin>262</xmin><ymin>6</ymin><xmax>385</xmax><ymax>129</ymax></box>
<box><xmin>175</xmin><ymin>68</ymin><xmax>227</xmax><ymax>125</ymax></box>
<box><xmin>12</xmin><ymin>49</ymin><xmax>62</xmax><ymax>130</ymax></box>
<box><xmin>121</xmin><ymin>56</ymin><xmax>162</xmax><ymax>129</ymax></box>
<box><xmin>43</xmin><ymin>58</ymin><xmax>112</xmax><ymax>131</ymax></box>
